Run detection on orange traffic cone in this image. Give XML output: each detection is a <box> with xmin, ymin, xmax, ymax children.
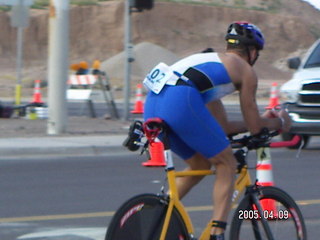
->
<box><xmin>255</xmin><ymin>148</ymin><xmax>277</xmax><ymax>218</ymax></box>
<box><xmin>31</xmin><ymin>79</ymin><xmax>44</xmax><ymax>106</ymax></box>
<box><xmin>142</xmin><ymin>139</ymin><xmax>166</xmax><ymax>167</ymax></box>
<box><xmin>265</xmin><ymin>82</ymin><xmax>280</xmax><ymax>110</ymax></box>
<box><xmin>131</xmin><ymin>84</ymin><xmax>144</xmax><ymax>114</ymax></box>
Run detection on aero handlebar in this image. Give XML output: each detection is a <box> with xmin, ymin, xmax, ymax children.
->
<box><xmin>269</xmin><ymin>135</ymin><xmax>301</xmax><ymax>148</ymax></box>
<box><xmin>230</xmin><ymin>131</ymin><xmax>302</xmax><ymax>149</ymax></box>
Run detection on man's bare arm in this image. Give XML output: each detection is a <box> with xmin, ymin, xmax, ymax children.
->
<box><xmin>206</xmin><ymin>100</ymin><xmax>247</xmax><ymax>135</ymax></box>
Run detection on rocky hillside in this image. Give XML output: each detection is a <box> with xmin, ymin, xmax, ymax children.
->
<box><xmin>0</xmin><ymin>0</ymin><xmax>319</xmax><ymax>96</ymax></box>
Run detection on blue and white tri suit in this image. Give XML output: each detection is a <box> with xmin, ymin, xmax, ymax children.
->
<box><xmin>144</xmin><ymin>52</ymin><xmax>236</xmax><ymax>160</ymax></box>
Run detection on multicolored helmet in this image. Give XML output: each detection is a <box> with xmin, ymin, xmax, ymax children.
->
<box><xmin>225</xmin><ymin>21</ymin><xmax>265</xmax><ymax>50</ymax></box>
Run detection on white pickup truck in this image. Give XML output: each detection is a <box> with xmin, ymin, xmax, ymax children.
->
<box><xmin>280</xmin><ymin>39</ymin><xmax>320</xmax><ymax>148</ymax></box>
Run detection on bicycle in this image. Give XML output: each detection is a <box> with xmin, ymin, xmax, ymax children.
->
<box><xmin>105</xmin><ymin>117</ymin><xmax>307</xmax><ymax>240</ymax></box>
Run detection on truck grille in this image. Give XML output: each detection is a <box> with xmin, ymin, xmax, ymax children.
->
<box><xmin>298</xmin><ymin>80</ymin><xmax>320</xmax><ymax>106</ymax></box>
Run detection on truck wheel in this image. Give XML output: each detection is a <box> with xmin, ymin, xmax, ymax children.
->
<box><xmin>281</xmin><ymin>133</ymin><xmax>310</xmax><ymax>149</ymax></box>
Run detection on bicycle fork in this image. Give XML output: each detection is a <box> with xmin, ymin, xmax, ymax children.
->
<box><xmin>247</xmin><ymin>184</ymin><xmax>275</xmax><ymax>240</ymax></box>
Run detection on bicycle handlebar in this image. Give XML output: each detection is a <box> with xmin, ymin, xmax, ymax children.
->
<box><xmin>230</xmin><ymin>131</ymin><xmax>301</xmax><ymax>149</ymax></box>
<box><xmin>269</xmin><ymin>134</ymin><xmax>301</xmax><ymax>148</ymax></box>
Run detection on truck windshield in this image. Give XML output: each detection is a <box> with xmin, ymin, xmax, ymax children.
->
<box><xmin>304</xmin><ymin>42</ymin><xmax>320</xmax><ymax>68</ymax></box>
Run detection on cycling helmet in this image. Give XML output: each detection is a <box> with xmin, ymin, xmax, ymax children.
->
<box><xmin>225</xmin><ymin>21</ymin><xmax>265</xmax><ymax>50</ymax></box>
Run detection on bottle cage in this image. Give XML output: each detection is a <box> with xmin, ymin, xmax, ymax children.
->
<box><xmin>123</xmin><ymin>120</ymin><xmax>144</xmax><ymax>151</ymax></box>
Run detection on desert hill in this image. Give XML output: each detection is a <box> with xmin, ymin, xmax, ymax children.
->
<box><xmin>0</xmin><ymin>0</ymin><xmax>319</xmax><ymax>97</ymax></box>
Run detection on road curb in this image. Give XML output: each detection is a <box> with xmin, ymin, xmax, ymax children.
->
<box><xmin>0</xmin><ymin>145</ymin><xmax>127</xmax><ymax>160</ymax></box>
<box><xmin>0</xmin><ymin>135</ymin><xmax>128</xmax><ymax>159</ymax></box>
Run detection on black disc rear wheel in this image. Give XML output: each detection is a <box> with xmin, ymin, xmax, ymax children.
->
<box><xmin>105</xmin><ymin>193</ymin><xmax>190</xmax><ymax>240</ymax></box>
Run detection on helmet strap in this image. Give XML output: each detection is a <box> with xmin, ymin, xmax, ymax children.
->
<box><xmin>246</xmin><ymin>46</ymin><xmax>259</xmax><ymax>66</ymax></box>
<box><xmin>245</xmin><ymin>46</ymin><xmax>253</xmax><ymax>65</ymax></box>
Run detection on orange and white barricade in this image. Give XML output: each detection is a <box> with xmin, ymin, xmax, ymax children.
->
<box><xmin>67</xmin><ymin>75</ymin><xmax>97</xmax><ymax>100</ymax></box>
<box><xmin>67</xmin><ymin>74</ymin><xmax>98</xmax><ymax>117</ymax></box>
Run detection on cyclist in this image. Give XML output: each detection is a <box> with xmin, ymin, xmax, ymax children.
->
<box><xmin>143</xmin><ymin>21</ymin><xmax>291</xmax><ymax>240</ymax></box>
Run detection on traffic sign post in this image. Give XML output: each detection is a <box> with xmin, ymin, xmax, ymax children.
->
<box><xmin>1</xmin><ymin>0</ymin><xmax>34</xmax><ymax>108</ymax></box>
<box><xmin>0</xmin><ymin>0</ymin><xmax>33</xmax><ymax>5</ymax></box>
<box><xmin>10</xmin><ymin>2</ymin><xmax>30</xmax><ymax>28</ymax></box>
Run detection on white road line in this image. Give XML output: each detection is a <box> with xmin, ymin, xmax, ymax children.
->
<box><xmin>17</xmin><ymin>227</ymin><xmax>106</xmax><ymax>240</ymax></box>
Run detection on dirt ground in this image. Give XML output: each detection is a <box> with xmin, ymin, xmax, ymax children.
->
<box><xmin>1</xmin><ymin>0</ymin><xmax>319</xmax><ymax>100</ymax></box>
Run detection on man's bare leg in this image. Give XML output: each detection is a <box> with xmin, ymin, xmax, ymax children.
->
<box><xmin>175</xmin><ymin>153</ymin><xmax>211</xmax><ymax>199</ymax></box>
<box><xmin>174</xmin><ymin>147</ymin><xmax>236</xmax><ymax>235</ymax></box>
<box><xmin>208</xmin><ymin>146</ymin><xmax>237</xmax><ymax>235</ymax></box>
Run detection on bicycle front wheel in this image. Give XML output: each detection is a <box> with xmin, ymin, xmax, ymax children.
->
<box><xmin>230</xmin><ymin>186</ymin><xmax>307</xmax><ymax>240</ymax></box>
<box><xmin>105</xmin><ymin>193</ymin><xmax>190</xmax><ymax>240</ymax></box>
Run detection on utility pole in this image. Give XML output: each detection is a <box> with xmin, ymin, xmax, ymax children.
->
<box><xmin>123</xmin><ymin>0</ymin><xmax>153</xmax><ymax>120</ymax></box>
<box><xmin>123</xmin><ymin>0</ymin><xmax>133</xmax><ymax>121</ymax></box>
<box><xmin>47</xmin><ymin>0</ymin><xmax>69</xmax><ymax>135</ymax></box>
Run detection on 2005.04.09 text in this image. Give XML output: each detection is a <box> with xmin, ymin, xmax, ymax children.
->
<box><xmin>238</xmin><ymin>210</ymin><xmax>289</xmax><ymax>220</ymax></box>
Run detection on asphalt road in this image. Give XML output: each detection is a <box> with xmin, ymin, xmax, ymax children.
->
<box><xmin>0</xmin><ymin>139</ymin><xmax>319</xmax><ymax>240</ymax></box>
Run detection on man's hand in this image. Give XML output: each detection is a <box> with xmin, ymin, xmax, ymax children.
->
<box><xmin>279</xmin><ymin>110</ymin><xmax>292</xmax><ymax>132</ymax></box>
<box><xmin>262</xmin><ymin>109</ymin><xmax>292</xmax><ymax>132</ymax></box>
<box><xmin>262</xmin><ymin>109</ymin><xmax>278</xmax><ymax>118</ymax></box>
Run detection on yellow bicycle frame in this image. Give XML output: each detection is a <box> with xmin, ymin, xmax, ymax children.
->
<box><xmin>159</xmin><ymin>153</ymin><xmax>252</xmax><ymax>240</ymax></box>
<box><xmin>142</xmin><ymin>119</ymin><xmax>299</xmax><ymax>240</ymax></box>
